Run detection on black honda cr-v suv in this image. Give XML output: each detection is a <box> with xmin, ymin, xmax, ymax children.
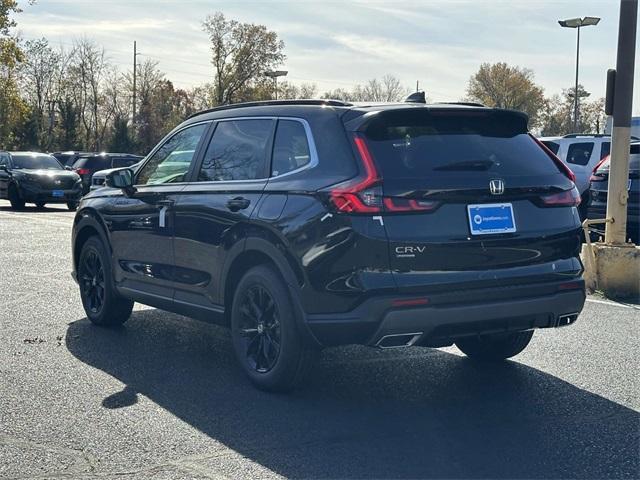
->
<box><xmin>71</xmin><ymin>98</ymin><xmax>586</xmax><ymax>391</ymax></box>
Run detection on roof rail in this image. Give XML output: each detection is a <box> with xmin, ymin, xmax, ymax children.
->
<box><xmin>434</xmin><ymin>101</ymin><xmax>486</xmax><ymax>107</ymax></box>
<box><xmin>562</xmin><ymin>133</ymin><xmax>612</xmax><ymax>138</ymax></box>
<box><xmin>187</xmin><ymin>99</ymin><xmax>353</xmax><ymax>119</ymax></box>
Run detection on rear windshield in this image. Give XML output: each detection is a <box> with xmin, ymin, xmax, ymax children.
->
<box><xmin>12</xmin><ymin>154</ymin><xmax>63</xmax><ymax>170</ymax></box>
<box><xmin>364</xmin><ymin>110</ymin><xmax>557</xmax><ymax>179</ymax></box>
<box><xmin>599</xmin><ymin>146</ymin><xmax>640</xmax><ymax>171</ymax></box>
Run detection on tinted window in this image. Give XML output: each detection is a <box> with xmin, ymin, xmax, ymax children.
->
<box><xmin>11</xmin><ymin>154</ymin><xmax>63</xmax><ymax>170</ymax></box>
<box><xmin>364</xmin><ymin>110</ymin><xmax>557</xmax><ymax>179</ymax></box>
<box><xmin>112</xmin><ymin>157</ymin><xmax>140</xmax><ymax>168</ymax></box>
<box><xmin>542</xmin><ymin>141</ymin><xmax>560</xmax><ymax>154</ymax></box>
<box><xmin>0</xmin><ymin>154</ymin><xmax>8</xmax><ymax>166</ymax></box>
<box><xmin>198</xmin><ymin>119</ymin><xmax>274</xmax><ymax>181</ymax></box>
<box><xmin>72</xmin><ymin>157</ymin><xmax>109</xmax><ymax>170</ymax></box>
<box><xmin>566</xmin><ymin>142</ymin><xmax>594</xmax><ymax>166</ymax></box>
<box><xmin>271</xmin><ymin>120</ymin><xmax>311</xmax><ymax>176</ymax></box>
<box><xmin>137</xmin><ymin>123</ymin><xmax>209</xmax><ymax>185</ymax></box>
<box><xmin>600</xmin><ymin>142</ymin><xmax>611</xmax><ymax>160</ymax></box>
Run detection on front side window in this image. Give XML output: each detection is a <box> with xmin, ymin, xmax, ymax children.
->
<box><xmin>271</xmin><ymin>120</ymin><xmax>311</xmax><ymax>176</ymax></box>
<box><xmin>198</xmin><ymin>119</ymin><xmax>274</xmax><ymax>182</ymax></box>
<box><xmin>566</xmin><ymin>142</ymin><xmax>594</xmax><ymax>166</ymax></box>
<box><xmin>137</xmin><ymin>123</ymin><xmax>209</xmax><ymax>185</ymax></box>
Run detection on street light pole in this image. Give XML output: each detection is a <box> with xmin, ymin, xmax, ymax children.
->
<box><xmin>264</xmin><ymin>70</ymin><xmax>288</xmax><ymax>100</ymax></box>
<box><xmin>559</xmin><ymin>16</ymin><xmax>601</xmax><ymax>132</ymax></box>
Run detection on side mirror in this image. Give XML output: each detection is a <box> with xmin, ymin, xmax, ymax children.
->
<box><xmin>0</xmin><ymin>165</ymin><xmax>7</xmax><ymax>171</ymax></box>
<box><xmin>64</xmin><ymin>165</ymin><xmax>73</xmax><ymax>171</ymax></box>
<box><xmin>106</xmin><ymin>168</ymin><xmax>136</xmax><ymax>195</ymax></box>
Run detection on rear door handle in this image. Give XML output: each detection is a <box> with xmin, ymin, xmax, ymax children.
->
<box><xmin>226</xmin><ymin>197</ymin><xmax>250</xmax><ymax>211</ymax></box>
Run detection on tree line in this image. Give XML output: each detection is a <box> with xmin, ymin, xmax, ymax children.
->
<box><xmin>1</xmin><ymin>3</ymin><xmax>606</xmax><ymax>156</ymax></box>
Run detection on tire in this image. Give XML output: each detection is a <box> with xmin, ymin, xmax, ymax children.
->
<box><xmin>8</xmin><ymin>185</ymin><xmax>25</xmax><ymax>210</ymax></box>
<box><xmin>67</xmin><ymin>202</ymin><xmax>78</xmax><ymax>211</ymax></box>
<box><xmin>35</xmin><ymin>202</ymin><xmax>46</xmax><ymax>209</ymax></box>
<box><xmin>455</xmin><ymin>330</ymin><xmax>534</xmax><ymax>361</ymax></box>
<box><xmin>78</xmin><ymin>236</ymin><xmax>133</xmax><ymax>327</ymax></box>
<box><xmin>231</xmin><ymin>265</ymin><xmax>316</xmax><ymax>392</ymax></box>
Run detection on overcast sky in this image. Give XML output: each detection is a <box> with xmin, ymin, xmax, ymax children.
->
<box><xmin>14</xmin><ymin>0</ymin><xmax>640</xmax><ymax>113</ymax></box>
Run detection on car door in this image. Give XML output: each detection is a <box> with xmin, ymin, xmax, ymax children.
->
<box><xmin>0</xmin><ymin>154</ymin><xmax>10</xmax><ymax>199</ymax></box>
<box><xmin>104</xmin><ymin>121</ymin><xmax>211</xmax><ymax>305</ymax></box>
<box><xmin>172</xmin><ymin>117</ymin><xmax>275</xmax><ymax>314</ymax></box>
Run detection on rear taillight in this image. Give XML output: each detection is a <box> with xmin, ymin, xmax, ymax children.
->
<box><xmin>329</xmin><ymin>135</ymin><xmax>382</xmax><ymax>213</ymax></box>
<box><xmin>75</xmin><ymin>168</ymin><xmax>90</xmax><ymax>175</ymax></box>
<box><xmin>589</xmin><ymin>155</ymin><xmax>610</xmax><ymax>183</ymax></box>
<box><xmin>540</xmin><ymin>186</ymin><xmax>581</xmax><ymax>207</ymax></box>
<box><xmin>529</xmin><ymin>134</ymin><xmax>576</xmax><ymax>183</ymax></box>
<box><xmin>383</xmin><ymin>198</ymin><xmax>439</xmax><ymax>212</ymax></box>
<box><xmin>329</xmin><ymin>134</ymin><xmax>439</xmax><ymax>214</ymax></box>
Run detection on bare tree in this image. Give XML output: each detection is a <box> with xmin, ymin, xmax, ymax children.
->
<box><xmin>67</xmin><ymin>38</ymin><xmax>109</xmax><ymax>149</ymax></box>
<box><xmin>202</xmin><ymin>11</ymin><xmax>285</xmax><ymax>105</ymax></box>
<box><xmin>322</xmin><ymin>75</ymin><xmax>408</xmax><ymax>102</ymax></box>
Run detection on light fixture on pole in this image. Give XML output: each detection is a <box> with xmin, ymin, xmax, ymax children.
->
<box><xmin>264</xmin><ymin>70</ymin><xmax>288</xmax><ymax>100</ymax></box>
<box><xmin>558</xmin><ymin>16</ymin><xmax>601</xmax><ymax>131</ymax></box>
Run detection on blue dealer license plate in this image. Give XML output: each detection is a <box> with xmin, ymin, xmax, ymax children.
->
<box><xmin>467</xmin><ymin>203</ymin><xmax>516</xmax><ymax>235</ymax></box>
<box><xmin>52</xmin><ymin>190</ymin><xmax>64</xmax><ymax>197</ymax></box>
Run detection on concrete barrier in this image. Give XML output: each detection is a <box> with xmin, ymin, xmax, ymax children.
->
<box><xmin>581</xmin><ymin>242</ymin><xmax>640</xmax><ymax>301</ymax></box>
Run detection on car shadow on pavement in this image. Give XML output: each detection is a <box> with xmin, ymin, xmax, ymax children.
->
<box><xmin>66</xmin><ymin>309</ymin><xmax>639</xmax><ymax>479</ymax></box>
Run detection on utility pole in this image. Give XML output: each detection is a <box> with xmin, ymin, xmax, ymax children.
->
<box><xmin>605</xmin><ymin>0</ymin><xmax>638</xmax><ymax>245</ymax></box>
<box><xmin>132</xmin><ymin>41</ymin><xmax>137</xmax><ymax>128</ymax></box>
<box><xmin>416</xmin><ymin>80</ymin><xmax>419</xmax><ymax>92</ymax></box>
<box><xmin>574</xmin><ymin>25</ymin><xmax>580</xmax><ymax>130</ymax></box>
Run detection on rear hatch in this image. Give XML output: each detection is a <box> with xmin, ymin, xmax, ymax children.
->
<box><xmin>342</xmin><ymin>107</ymin><xmax>582</xmax><ymax>293</ymax></box>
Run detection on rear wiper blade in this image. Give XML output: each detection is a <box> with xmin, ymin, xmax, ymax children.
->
<box><xmin>433</xmin><ymin>160</ymin><xmax>495</xmax><ymax>171</ymax></box>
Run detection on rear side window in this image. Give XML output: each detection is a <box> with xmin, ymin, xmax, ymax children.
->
<box><xmin>363</xmin><ymin>110</ymin><xmax>558</xmax><ymax>179</ymax></box>
<box><xmin>74</xmin><ymin>157</ymin><xmax>108</xmax><ymax>170</ymax></box>
<box><xmin>112</xmin><ymin>157</ymin><xmax>138</xmax><ymax>168</ymax></box>
<box><xmin>566</xmin><ymin>142</ymin><xmax>594</xmax><ymax>165</ymax></box>
<box><xmin>600</xmin><ymin>142</ymin><xmax>611</xmax><ymax>160</ymax></box>
<box><xmin>271</xmin><ymin>120</ymin><xmax>311</xmax><ymax>176</ymax></box>
<box><xmin>542</xmin><ymin>141</ymin><xmax>560</xmax><ymax>154</ymax></box>
<box><xmin>198</xmin><ymin>119</ymin><xmax>274</xmax><ymax>181</ymax></box>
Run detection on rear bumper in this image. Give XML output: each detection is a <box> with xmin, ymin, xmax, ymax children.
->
<box><xmin>305</xmin><ymin>280</ymin><xmax>586</xmax><ymax>347</ymax></box>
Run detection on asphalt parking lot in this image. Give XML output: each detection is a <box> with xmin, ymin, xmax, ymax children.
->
<box><xmin>0</xmin><ymin>199</ymin><xmax>638</xmax><ymax>480</ymax></box>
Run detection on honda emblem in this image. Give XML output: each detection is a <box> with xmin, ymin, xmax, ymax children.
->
<box><xmin>489</xmin><ymin>179</ymin><xmax>504</xmax><ymax>195</ymax></box>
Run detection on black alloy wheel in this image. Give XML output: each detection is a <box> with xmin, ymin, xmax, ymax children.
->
<box><xmin>79</xmin><ymin>249</ymin><xmax>106</xmax><ymax>314</ymax></box>
<box><xmin>237</xmin><ymin>285</ymin><xmax>282</xmax><ymax>373</ymax></box>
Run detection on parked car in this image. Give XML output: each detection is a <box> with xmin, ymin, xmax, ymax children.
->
<box><xmin>71</xmin><ymin>99</ymin><xmax>585</xmax><ymax>392</ymax></box>
<box><xmin>51</xmin><ymin>151</ymin><xmax>96</xmax><ymax>167</ymax></box>
<box><xmin>588</xmin><ymin>142</ymin><xmax>640</xmax><ymax>243</ymax></box>
<box><xmin>539</xmin><ymin>134</ymin><xmax>618</xmax><ymax>218</ymax></box>
<box><xmin>0</xmin><ymin>151</ymin><xmax>82</xmax><ymax>210</ymax></box>
<box><xmin>90</xmin><ymin>161</ymin><xmax>144</xmax><ymax>191</ymax></box>
<box><xmin>72</xmin><ymin>153</ymin><xmax>144</xmax><ymax>194</ymax></box>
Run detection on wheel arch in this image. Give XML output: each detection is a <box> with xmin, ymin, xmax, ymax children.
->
<box><xmin>221</xmin><ymin>236</ymin><xmax>319</xmax><ymax>347</ymax></box>
<box><xmin>72</xmin><ymin>209</ymin><xmax>112</xmax><ymax>272</ymax></box>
